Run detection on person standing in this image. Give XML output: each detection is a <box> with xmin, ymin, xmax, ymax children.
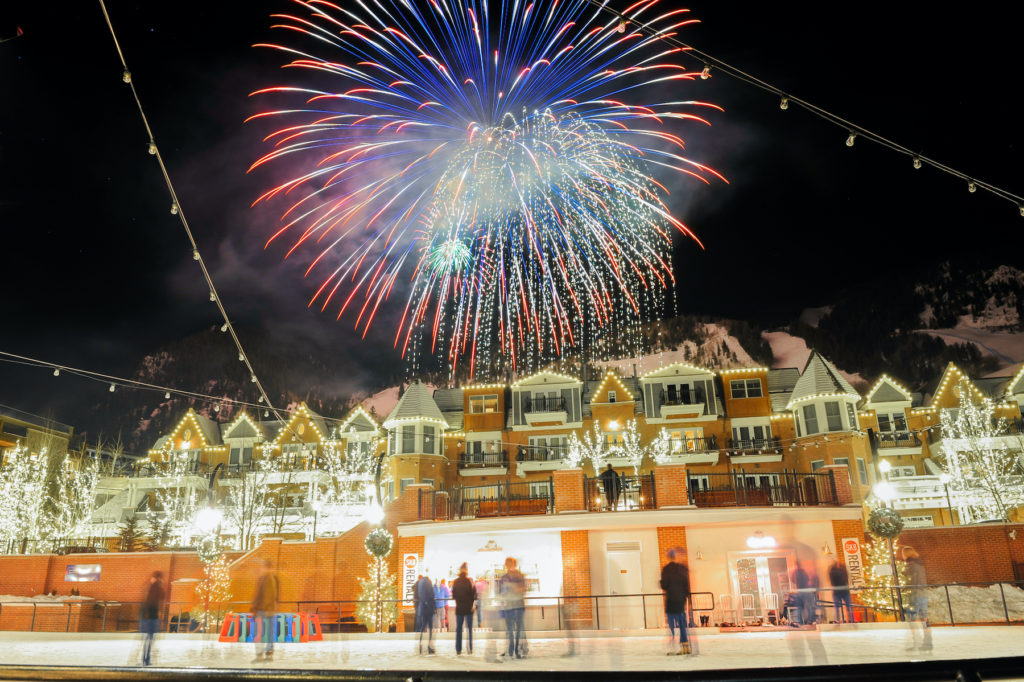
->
<box><xmin>473</xmin><ymin>576</ymin><xmax>488</xmax><ymax>628</ymax></box>
<box><xmin>451</xmin><ymin>563</ymin><xmax>476</xmax><ymax>655</ymax></box>
<box><xmin>250</xmin><ymin>559</ymin><xmax>279</xmax><ymax>663</ymax></box>
<box><xmin>828</xmin><ymin>559</ymin><xmax>853</xmax><ymax>624</ymax></box>
<box><xmin>660</xmin><ymin>549</ymin><xmax>691</xmax><ymax>655</ymax></box>
<box><xmin>499</xmin><ymin>556</ymin><xmax>527</xmax><ymax>658</ymax></box>
<box><xmin>599</xmin><ymin>463</ymin><xmax>622</xmax><ymax>510</ymax></box>
<box><xmin>414</xmin><ymin>573</ymin><xmax>436</xmax><ymax>654</ymax></box>
<box><xmin>139</xmin><ymin>570</ymin><xmax>165</xmax><ymax>666</ymax></box>
<box><xmin>901</xmin><ymin>546</ymin><xmax>932</xmax><ymax>652</ymax></box>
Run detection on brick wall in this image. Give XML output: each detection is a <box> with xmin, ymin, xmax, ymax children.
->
<box><xmin>899</xmin><ymin>524</ymin><xmax>1024</xmax><ymax>584</ymax></box>
<box><xmin>820</xmin><ymin>465</ymin><xmax>853</xmax><ymax>505</ymax></box>
<box><xmin>553</xmin><ymin>468</ymin><xmax>585</xmax><ymax>513</ymax></box>
<box><xmin>656</xmin><ymin>526</ymin><xmax>687</xmax><ymax>563</ymax></box>
<box><xmin>560</xmin><ymin>529</ymin><xmax>592</xmax><ymax>626</ymax></box>
<box><xmin>653</xmin><ymin>464</ymin><xmax>689</xmax><ymax>508</ymax></box>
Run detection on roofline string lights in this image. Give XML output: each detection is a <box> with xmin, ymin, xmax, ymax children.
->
<box><xmin>580</xmin><ymin>0</ymin><xmax>1024</xmax><ymax>218</ymax></box>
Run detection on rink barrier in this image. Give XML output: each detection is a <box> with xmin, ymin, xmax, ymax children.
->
<box><xmin>6</xmin><ymin>581</ymin><xmax>1024</xmax><ymax>634</ymax></box>
<box><xmin>217</xmin><ymin>613</ymin><xmax>322</xmax><ymax>643</ymax></box>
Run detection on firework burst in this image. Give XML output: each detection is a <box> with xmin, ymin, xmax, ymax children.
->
<box><xmin>249</xmin><ymin>0</ymin><xmax>724</xmax><ymax>377</ymax></box>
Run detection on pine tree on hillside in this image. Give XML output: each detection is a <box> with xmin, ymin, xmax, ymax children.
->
<box><xmin>117</xmin><ymin>515</ymin><xmax>149</xmax><ymax>552</ymax></box>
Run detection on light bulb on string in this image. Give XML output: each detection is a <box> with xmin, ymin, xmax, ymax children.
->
<box><xmin>238</xmin><ymin>353</ymin><xmax>244</xmax><ymax>362</ymax></box>
<box><xmin>170</xmin><ymin>203</ymin><xmax>179</xmax><ymax>215</ymax></box>
<box><xmin>913</xmin><ymin>156</ymin><xmax>922</xmax><ymax>169</ymax></box>
<box><xmin>779</xmin><ymin>96</ymin><xmax>789</xmax><ymax>110</ymax></box>
<box><xmin>258</xmin><ymin>396</ymin><xmax>264</xmax><ymax>403</ymax></box>
<box><xmin>209</xmin><ymin>291</ymin><xmax>216</xmax><ymax>302</ymax></box>
<box><xmin>122</xmin><ymin>70</ymin><xmax>131</xmax><ymax>83</ymax></box>
<box><xmin>221</xmin><ymin>323</ymin><xmax>228</xmax><ymax>332</ymax></box>
<box><xmin>193</xmin><ymin>250</ymin><xmax>200</xmax><ymax>261</ymax></box>
<box><xmin>617</xmin><ymin>21</ymin><xmax>626</xmax><ymax>33</ymax></box>
<box><xmin>148</xmin><ymin>142</ymin><xmax>157</xmax><ymax>155</ymax></box>
<box><xmin>165</xmin><ymin>392</ymin><xmax>171</xmax><ymax>399</ymax></box>
<box><xmin>52</xmin><ymin>368</ymin><xmax>60</xmax><ymax>377</ymax></box>
<box><xmin>700</xmin><ymin>64</ymin><xmax>711</xmax><ymax>79</ymax></box>
<box><xmin>845</xmin><ymin>132</ymin><xmax>856</xmax><ymax>147</ymax></box>
<box><xmin>109</xmin><ymin>383</ymin><xmax>116</xmax><ymax>392</ymax></box>
<box><xmin>1019</xmin><ymin>204</ymin><xmax>1024</xmax><ymax>217</ymax></box>
<box><xmin>214</xmin><ymin>404</ymin><xmax>221</xmax><ymax>413</ymax></box>
<box><xmin>968</xmin><ymin>181</ymin><xmax>976</xmax><ymax>193</ymax></box>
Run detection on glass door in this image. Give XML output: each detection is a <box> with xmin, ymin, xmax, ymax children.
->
<box><xmin>728</xmin><ymin>550</ymin><xmax>794</xmax><ymax>623</ymax></box>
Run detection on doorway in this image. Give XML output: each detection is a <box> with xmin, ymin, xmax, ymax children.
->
<box><xmin>727</xmin><ymin>550</ymin><xmax>793</xmax><ymax>623</ymax></box>
<box><xmin>606</xmin><ymin>544</ymin><xmax>644</xmax><ymax>629</ymax></box>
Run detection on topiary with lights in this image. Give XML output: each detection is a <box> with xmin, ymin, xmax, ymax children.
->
<box><xmin>355</xmin><ymin>527</ymin><xmax>398</xmax><ymax>632</ymax></box>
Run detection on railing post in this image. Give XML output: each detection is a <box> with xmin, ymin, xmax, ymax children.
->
<box><xmin>827</xmin><ymin>470</ymin><xmax>838</xmax><ymax>506</ymax></box>
<box><xmin>417</xmin><ymin>487</ymin><xmax>422</xmax><ymax>519</ymax></box>
<box><xmin>101</xmin><ymin>603</ymin><xmax>108</xmax><ymax>633</ymax></box>
<box><xmin>651</xmin><ymin>472</ymin><xmax>657</xmax><ymax>509</ymax></box>
<box><xmin>999</xmin><ymin>582</ymin><xmax>1010</xmax><ymax>623</ymax></box>
<box><xmin>642</xmin><ymin>594</ymin><xmax>647</xmax><ymax>629</ymax></box>
<box><xmin>944</xmin><ymin>584</ymin><xmax>954</xmax><ymax>626</ymax></box>
<box><xmin>30</xmin><ymin>603</ymin><xmax>36</xmax><ymax>632</ymax></box>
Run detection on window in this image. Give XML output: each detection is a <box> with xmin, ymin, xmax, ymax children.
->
<box><xmin>857</xmin><ymin>458</ymin><xmax>869</xmax><ymax>485</ymax></box>
<box><xmin>732</xmin><ymin>424</ymin><xmax>771</xmax><ymax>445</ymax></box>
<box><xmin>833</xmin><ymin>457</ymin><xmax>849</xmax><ymax>468</ymax></box>
<box><xmin>604</xmin><ymin>431</ymin><xmax>622</xmax><ymax>447</ymax></box>
<box><xmin>846</xmin><ymin>404</ymin><xmax>858</xmax><ymax>430</ymax></box>
<box><xmin>401</xmin><ymin>425</ymin><xmax>415</xmax><ymax>454</ymax></box>
<box><xmin>347</xmin><ymin>440</ymin><xmax>370</xmax><ymax>457</ymax></box>
<box><xmin>469</xmin><ymin>394</ymin><xmax>499</xmax><ymax>414</ymax></box>
<box><xmin>230</xmin><ymin>447</ymin><xmax>241</xmax><ymax>466</ymax></box>
<box><xmin>529</xmin><ymin>436</ymin><xmax>567</xmax><ymax>459</ymax></box>
<box><xmin>608</xmin><ymin>390</ymin><xmax>617</xmax><ymax>403</ymax></box>
<box><xmin>810</xmin><ymin>459</ymin><xmax>824</xmax><ymax>472</ymax></box>
<box><xmin>889</xmin><ymin>465</ymin><xmax>917</xmax><ymax>478</ymax></box>
<box><xmin>422</xmin><ymin>478</ymin><xmax>435</xmax><ymax>489</ymax></box>
<box><xmin>399</xmin><ymin>478</ymin><xmax>414</xmax><ymax>494</ymax></box>
<box><xmin>423</xmin><ymin>425</ymin><xmax>436</xmax><ymax>454</ymax></box>
<box><xmin>529</xmin><ymin>480</ymin><xmax>553</xmax><ymax>497</ymax></box>
<box><xmin>802</xmin><ymin>405</ymin><xmax>819</xmax><ymax>434</ymax></box>
<box><xmin>825</xmin><ymin>402</ymin><xmax>842</xmax><ymax>431</ymax></box>
<box><xmin>730</xmin><ymin>379</ymin><xmax>763</xmax><ymax>399</ymax></box>
<box><xmin>669</xmin><ymin>428</ymin><xmax>704</xmax><ymax>452</ymax></box>
<box><xmin>877</xmin><ymin>411</ymin><xmax>907</xmax><ymax>432</ymax></box>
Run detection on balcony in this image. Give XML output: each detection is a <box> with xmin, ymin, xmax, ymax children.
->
<box><xmin>524</xmin><ymin>396</ymin><xmax>568</xmax><ymax>426</ymax></box>
<box><xmin>886</xmin><ymin>475</ymin><xmax>951</xmax><ymax>511</ymax></box>
<box><xmin>458</xmin><ymin>451</ymin><xmax>509</xmax><ymax>476</ymax></box>
<box><xmin>688</xmin><ymin>472</ymin><xmax>839</xmax><ymax>508</ymax></box>
<box><xmin>876</xmin><ymin>431</ymin><xmax>922</xmax><ymax>455</ymax></box>
<box><xmin>418</xmin><ymin>479</ymin><xmax>553</xmax><ymax>520</ymax></box>
<box><xmin>656</xmin><ymin>436</ymin><xmax>719</xmax><ymax>466</ymax></box>
<box><xmin>584</xmin><ymin>473</ymin><xmax>657</xmax><ymax>512</ymax></box>
<box><xmin>516</xmin><ymin>445</ymin><xmax>569</xmax><ymax>473</ymax></box>
<box><xmin>929</xmin><ymin>419</ymin><xmax>1024</xmax><ymax>453</ymax></box>
<box><xmin>658</xmin><ymin>391</ymin><xmax>706</xmax><ymax>419</ymax></box>
<box><xmin>727</xmin><ymin>437</ymin><xmax>783</xmax><ymax>463</ymax></box>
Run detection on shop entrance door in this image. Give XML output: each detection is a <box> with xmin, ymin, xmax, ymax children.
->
<box><xmin>606</xmin><ymin>546</ymin><xmax>644</xmax><ymax>629</ymax></box>
<box><xmin>727</xmin><ymin>551</ymin><xmax>793</xmax><ymax>623</ymax></box>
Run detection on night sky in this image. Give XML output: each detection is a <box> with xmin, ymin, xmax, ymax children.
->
<box><xmin>1</xmin><ymin>1</ymin><xmax>1021</xmax><ymax>422</ymax></box>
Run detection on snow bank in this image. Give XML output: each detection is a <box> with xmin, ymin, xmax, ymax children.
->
<box><xmin>924</xmin><ymin>584</ymin><xmax>1024</xmax><ymax>624</ymax></box>
<box><xmin>360</xmin><ymin>384</ymin><xmax>439</xmax><ymax>419</ymax></box>
<box><xmin>918</xmin><ymin>327</ymin><xmax>1024</xmax><ymax>368</ymax></box>
<box><xmin>762</xmin><ymin>331</ymin><xmax>864</xmax><ymax>385</ymax></box>
<box><xmin>597</xmin><ymin>323</ymin><xmax>758</xmax><ymax>376</ymax></box>
<box><xmin>0</xmin><ymin>594</ymin><xmax>94</xmax><ymax>603</ymax></box>
<box><xmin>799</xmin><ymin>306</ymin><xmax>833</xmax><ymax>328</ymax></box>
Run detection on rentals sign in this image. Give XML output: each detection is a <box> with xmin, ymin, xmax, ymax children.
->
<box><xmin>842</xmin><ymin>537</ymin><xmax>866</xmax><ymax>587</ymax></box>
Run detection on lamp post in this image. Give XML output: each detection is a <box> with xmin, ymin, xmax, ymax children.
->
<box><xmin>871</xmin><ymin>481</ymin><xmax>905</xmax><ymax>621</ymax></box>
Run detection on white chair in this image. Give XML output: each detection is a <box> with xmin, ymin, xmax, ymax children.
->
<box><xmin>740</xmin><ymin>593</ymin><xmax>757</xmax><ymax>622</ymax></box>
<box><xmin>763</xmin><ymin>592</ymin><xmax>780</xmax><ymax>623</ymax></box>
<box><xmin>717</xmin><ymin>594</ymin><xmax>737</xmax><ymax>625</ymax></box>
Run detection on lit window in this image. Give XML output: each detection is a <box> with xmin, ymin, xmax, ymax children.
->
<box><xmin>469</xmin><ymin>394</ymin><xmax>499</xmax><ymax>414</ymax></box>
<box><xmin>730</xmin><ymin>379</ymin><xmax>763</xmax><ymax>399</ymax></box>
<box><xmin>825</xmin><ymin>402</ymin><xmax>842</xmax><ymax>432</ymax></box>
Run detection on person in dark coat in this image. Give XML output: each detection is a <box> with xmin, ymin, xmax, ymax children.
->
<box><xmin>599</xmin><ymin>463</ymin><xmax>623</xmax><ymax>510</ymax></box>
<box><xmin>660</xmin><ymin>549</ymin><xmax>691</xmax><ymax>655</ymax></box>
<box><xmin>250</xmin><ymin>559</ymin><xmax>279</xmax><ymax>663</ymax></box>
<box><xmin>499</xmin><ymin>557</ymin><xmax>527</xmax><ymax>658</ymax></box>
<box><xmin>451</xmin><ymin>562</ymin><xmax>477</xmax><ymax>655</ymax></box>
<box><xmin>900</xmin><ymin>546</ymin><xmax>932</xmax><ymax>652</ymax></box>
<box><xmin>414</xmin><ymin>573</ymin><xmax>436</xmax><ymax>654</ymax></box>
<box><xmin>139</xmin><ymin>571</ymin><xmax>165</xmax><ymax>666</ymax></box>
<box><xmin>828</xmin><ymin>559</ymin><xmax>853</xmax><ymax>623</ymax></box>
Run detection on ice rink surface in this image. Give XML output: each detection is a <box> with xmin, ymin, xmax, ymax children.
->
<box><xmin>2</xmin><ymin>626</ymin><xmax>1023</xmax><ymax>672</ymax></box>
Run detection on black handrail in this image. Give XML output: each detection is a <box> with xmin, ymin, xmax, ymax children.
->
<box><xmin>876</xmin><ymin>431</ymin><xmax>922</xmax><ymax>449</ymax></box>
<box><xmin>687</xmin><ymin>471</ymin><xmax>838</xmax><ymax>507</ymax></box>
<box><xmin>583</xmin><ymin>473</ymin><xmax>656</xmax><ymax>512</ymax></box>
<box><xmin>727</xmin><ymin>437</ymin><xmax>782</xmax><ymax>454</ymax></box>
<box><xmin>523</xmin><ymin>396</ymin><xmax>567</xmax><ymax>413</ymax></box>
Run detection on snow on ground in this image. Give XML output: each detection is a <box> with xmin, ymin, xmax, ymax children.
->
<box><xmin>925</xmin><ymin>584</ymin><xmax>1024</xmax><ymax>624</ymax></box>
<box><xmin>2</xmin><ymin>627</ymin><xmax>1023</xmax><ymax>671</ymax></box>
<box><xmin>598</xmin><ymin>324</ymin><xmax>757</xmax><ymax>377</ymax></box>
<box><xmin>918</xmin><ymin>326</ymin><xmax>1024</xmax><ymax>368</ymax></box>
<box><xmin>361</xmin><ymin>386</ymin><xmax>400</xmax><ymax>419</ymax></box>
<box><xmin>798</xmin><ymin>306</ymin><xmax>833</xmax><ymax>328</ymax></box>
<box><xmin>761</xmin><ymin>331</ymin><xmax>864</xmax><ymax>385</ymax></box>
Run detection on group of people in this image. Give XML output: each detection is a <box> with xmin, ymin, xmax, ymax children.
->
<box><xmin>413</xmin><ymin>556</ymin><xmax>527</xmax><ymax>659</ymax></box>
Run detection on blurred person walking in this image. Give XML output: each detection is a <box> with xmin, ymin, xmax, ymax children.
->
<box><xmin>499</xmin><ymin>556</ymin><xmax>527</xmax><ymax>659</ymax></box>
<box><xmin>250</xmin><ymin>559</ymin><xmax>279</xmax><ymax>663</ymax></box>
<box><xmin>451</xmin><ymin>563</ymin><xmax>476</xmax><ymax>655</ymax></box>
<box><xmin>139</xmin><ymin>570</ymin><xmax>164</xmax><ymax>666</ymax></box>
<box><xmin>435</xmin><ymin>578</ymin><xmax>451</xmax><ymax>631</ymax></box>
<box><xmin>660</xmin><ymin>549</ymin><xmax>691</xmax><ymax>655</ymax></box>
<box><xmin>901</xmin><ymin>546</ymin><xmax>932</xmax><ymax>653</ymax></box>
<box><xmin>414</xmin><ymin>573</ymin><xmax>436</xmax><ymax>654</ymax></box>
<box><xmin>828</xmin><ymin>559</ymin><xmax>853</xmax><ymax>624</ymax></box>
<box><xmin>473</xmin><ymin>575</ymin><xmax>488</xmax><ymax>627</ymax></box>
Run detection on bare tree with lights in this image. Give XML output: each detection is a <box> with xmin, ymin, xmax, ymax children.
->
<box><xmin>149</xmin><ymin>448</ymin><xmax>204</xmax><ymax>547</ymax></box>
<box><xmin>936</xmin><ymin>376</ymin><xmax>1024</xmax><ymax>523</ymax></box>
<box><xmin>0</xmin><ymin>444</ymin><xmax>52</xmax><ymax>552</ymax></box>
<box><xmin>220</xmin><ymin>458</ymin><xmax>279</xmax><ymax>550</ymax></box>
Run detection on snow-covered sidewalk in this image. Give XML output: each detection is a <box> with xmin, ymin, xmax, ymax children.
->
<box><xmin>2</xmin><ymin>626</ymin><xmax>1023</xmax><ymax>671</ymax></box>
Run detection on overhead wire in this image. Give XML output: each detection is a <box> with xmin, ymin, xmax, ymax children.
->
<box><xmin>585</xmin><ymin>0</ymin><xmax>1024</xmax><ymax>212</ymax></box>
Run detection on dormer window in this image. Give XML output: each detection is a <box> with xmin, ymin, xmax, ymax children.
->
<box><xmin>730</xmin><ymin>379</ymin><xmax>763</xmax><ymax>399</ymax></box>
<box><xmin>802</xmin><ymin>405</ymin><xmax>819</xmax><ymax>435</ymax></box>
<box><xmin>608</xmin><ymin>390</ymin><xmax>617</xmax><ymax>403</ymax></box>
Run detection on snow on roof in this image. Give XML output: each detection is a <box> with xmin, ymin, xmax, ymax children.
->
<box><xmin>787</xmin><ymin>351</ymin><xmax>859</xmax><ymax>408</ymax></box>
<box><xmin>383</xmin><ymin>382</ymin><xmax>448</xmax><ymax>428</ymax></box>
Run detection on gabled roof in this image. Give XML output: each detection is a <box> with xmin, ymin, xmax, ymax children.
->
<box><xmin>786</xmin><ymin>351</ymin><xmax>859</xmax><ymax>409</ymax></box>
<box><xmin>864</xmin><ymin>375</ymin><xmax>913</xmax><ymax>405</ymax></box>
<box><xmin>639</xmin><ymin>362</ymin><xmax>715</xmax><ymax>380</ymax></box>
<box><xmin>337</xmin><ymin>405</ymin><xmax>380</xmax><ymax>435</ymax></box>
<box><xmin>590</xmin><ymin>371</ymin><xmax>635</xmax><ymax>403</ymax></box>
<box><xmin>511</xmin><ymin>370</ymin><xmax>581</xmax><ymax>388</ymax></box>
<box><xmin>1008</xmin><ymin>363</ymin><xmax>1024</xmax><ymax>397</ymax></box>
<box><xmin>162</xmin><ymin>409</ymin><xmax>222</xmax><ymax>448</ymax></box>
<box><xmin>383</xmin><ymin>382</ymin><xmax>448</xmax><ymax>428</ymax></box>
<box><xmin>272</xmin><ymin>403</ymin><xmax>329</xmax><ymax>444</ymax></box>
<box><xmin>220</xmin><ymin>411</ymin><xmax>261</xmax><ymax>440</ymax></box>
<box><xmin>432</xmin><ymin>387</ymin><xmax>464</xmax><ymax>412</ymax></box>
<box><xmin>767</xmin><ymin>368</ymin><xmax>800</xmax><ymax>413</ymax></box>
<box><xmin>929</xmin><ymin>363</ymin><xmax>990</xmax><ymax>408</ymax></box>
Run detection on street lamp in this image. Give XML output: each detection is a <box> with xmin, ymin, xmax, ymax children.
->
<box><xmin>870</xmin><ymin>481</ymin><xmax>905</xmax><ymax>621</ymax></box>
<box><xmin>193</xmin><ymin>507</ymin><xmax>224</xmax><ymax>535</ymax></box>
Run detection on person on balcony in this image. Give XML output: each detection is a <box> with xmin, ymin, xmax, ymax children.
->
<box><xmin>600</xmin><ymin>463</ymin><xmax>623</xmax><ymax>510</ymax></box>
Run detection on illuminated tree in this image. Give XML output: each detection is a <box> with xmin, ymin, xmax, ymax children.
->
<box><xmin>194</xmin><ymin>538</ymin><xmax>232</xmax><ymax>631</ymax></box>
<box><xmin>860</xmin><ymin>534</ymin><xmax>910</xmax><ymax>613</ymax></box>
<box><xmin>356</xmin><ymin>528</ymin><xmax>398</xmax><ymax>632</ymax></box>
<box><xmin>52</xmin><ymin>455</ymin><xmax>100</xmax><ymax>540</ymax></box>
<box><xmin>614</xmin><ymin>419</ymin><xmax>645</xmax><ymax>475</ymax></box>
<box><xmin>649</xmin><ymin>428</ymin><xmax>674</xmax><ymax>465</ymax></box>
<box><xmin>936</xmin><ymin>376</ymin><xmax>1024</xmax><ymax>523</ymax></box>
<box><xmin>221</xmin><ymin>457</ymin><xmax>279</xmax><ymax>550</ymax></box>
<box><xmin>150</xmin><ymin>448</ymin><xmax>203</xmax><ymax>547</ymax></box>
<box><xmin>0</xmin><ymin>444</ymin><xmax>50</xmax><ymax>551</ymax></box>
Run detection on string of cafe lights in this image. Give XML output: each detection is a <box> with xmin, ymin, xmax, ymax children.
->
<box><xmin>94</xmin><ymin>1</ymin><xmax>298</xmax><ymax>437</ymax></box>
<box><xmin>583</xmin><ymin>0</ymin><xmax>1024</xmax><ymax>216</ymax></box>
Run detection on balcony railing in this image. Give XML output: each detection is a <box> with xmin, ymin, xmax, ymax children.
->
<box><xmin>584</xmin><ymin>473</ymin><xmax>656</xmax><ymax>512</ymax></box>
<box><xmin>662</xmin><ymin>435</ymin><xmax>718</xmax><ymax>454</ymax></box>
<box><xmin>877</xmin><ymin>431</ymin><xmax>921</xmax><ymax>449</ymax></box>
<box><xmin>418</xmin><ymin>478</ymin><xmax>553</xmax><ymax>520</ymax></box>
<box><xmin>517</xmin><ymin>445</ymin><xmax>570</xmax><ymax>462</ymax></box>
<box><xmin>688</xmin><ymin>471</ymin><xmax>839</xmax><ymax>508</ymax></box>
<box><xmin>727</xmin><ymin>437</ymin><xmax>782</xmax><ymax>455</ymax></box>
<box><xmin>524</xmin><ymin>396</ymin><xmax>567</xmax><ymax>413</ymax></box>
<box><xmin>459</xmin><ymin>451</ymin><xmax>509</xmax><ymax>469</ymax></box>
<box><xmin>658</xmin><ymin>390</ymin><xmax>705</xmax><ymax>407</ymax></box>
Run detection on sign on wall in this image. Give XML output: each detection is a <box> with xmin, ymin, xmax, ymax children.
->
<box><xmin>65</xmin><ymin>564</ymin><xmax>101</xmax><ymax>582</ymax></box>
<box><xmin>841</xmin><ymin>537</ymin><xmax>866</xmax><ymax>587</ymax></box>
<box><xmin>402</xmin><ymin>553</ymin><xmax>419</xmax><ymax>606</ymax></box>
